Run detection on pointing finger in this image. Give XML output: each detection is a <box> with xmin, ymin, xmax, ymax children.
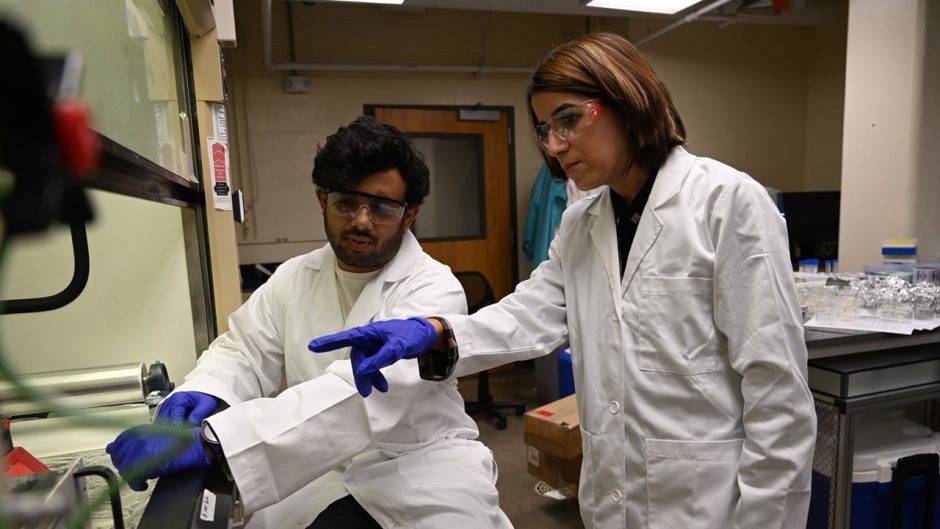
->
<box><xmin>308</xmin><ymin>333</ymin><xmax>358</xmax><ymax>352</ymax></box>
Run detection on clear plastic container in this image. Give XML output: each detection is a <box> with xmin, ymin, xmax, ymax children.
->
<box><xmin>913</xmin><ymin>266</ymin><xmax>940</xmax><ymax>287</ymax></box>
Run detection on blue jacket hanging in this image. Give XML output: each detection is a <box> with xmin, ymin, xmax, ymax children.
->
<box><xmin>523</xmin><ymin>165</ymin><xmax>568</xmax><ymax>268</ymax></box>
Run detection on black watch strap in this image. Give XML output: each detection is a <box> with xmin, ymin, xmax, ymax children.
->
<box><xmin>418</xmin><ymin>317</ymin><xmax>458</xmax><ymax>381</ymax></box>
<box><xmin>200</xmin><ymin>421</ymin><xmax>234</xmax><ymax>482</ymax></box>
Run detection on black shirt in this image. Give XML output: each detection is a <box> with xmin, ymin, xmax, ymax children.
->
<box><xmin>609</xmin><ymin>169</ymin><xmax>658</xmax><ymax>278</ymax></box>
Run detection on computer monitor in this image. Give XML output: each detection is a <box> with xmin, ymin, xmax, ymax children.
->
<box><xmin>780</xmin><ymin>191</ymin><xmax>840</xmax><ymax>269</ymax></box>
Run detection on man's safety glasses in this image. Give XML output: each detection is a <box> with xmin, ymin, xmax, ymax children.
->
<box><xmin>325</xmin><ymin>189</ymin><xmax>407</xmax><ymax>225</ymax></box>
<box><xmin>535</xmin><ymin>98</ymin><xmax>603</xmax><ymax>149</ymax></box>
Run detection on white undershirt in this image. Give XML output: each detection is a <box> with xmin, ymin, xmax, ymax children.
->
<box><xmin>334</xmin><ymin>264</ymin><xmax>381</xmax><ymax>321</ymax></box>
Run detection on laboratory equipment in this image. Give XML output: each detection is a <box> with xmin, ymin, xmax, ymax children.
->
<box><xmin>0</xmin><ymin>362</ymin><xmax>175</xmax><ymax>528</ymax></box>
<box><xmin>1</xmin><ymin>457</ymin><xmax>125</xmax><ymax>529</ymax></box>
<box><xmin>0</xmin><ymin>361</ymin><xmax>173</xmax><ymax>418</ymax></box>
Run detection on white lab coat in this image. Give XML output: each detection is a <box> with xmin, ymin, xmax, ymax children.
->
<box><xmin>176</xmin><ymin>232</ymin><xmax>511</xmax><ymax>528</ymax></box>
<box><xmin>448</xmin><ymin>147</ymin><xmax>817</xmax><ymax>529</ymax></box>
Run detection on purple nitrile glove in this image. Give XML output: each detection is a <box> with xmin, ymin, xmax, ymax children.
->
<box><xmin>308</xmin><ymin>317</ymin><xmax>438</xmax><ymax>397</ymax></box>
<box><xmin>156</xmin><ymin>391</ymin><xmax>219</xmax><ymax>425</ymax></box>
<box><xmin>349</xmin><ymin>347</ymin><xmax>390</xmax><ymax>399</ymax></box>
<box><xmin>105</xmin><ymin>424</ymin><xmax>211</xmax><ymax>491</ymax></box>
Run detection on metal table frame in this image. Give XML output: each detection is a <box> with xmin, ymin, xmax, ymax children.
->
<box><xmin>808</xmin><ymin>330</ymin><xmax>940</xmax><ymax>529</ymax></box>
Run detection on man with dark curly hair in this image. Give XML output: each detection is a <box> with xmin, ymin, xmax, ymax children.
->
<box><xmin>106</xmin><ymin>116</ymin><xmax>512</xmax><ymax>529</ymax></box>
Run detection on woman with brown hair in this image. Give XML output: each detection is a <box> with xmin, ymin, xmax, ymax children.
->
<box><xmin>312</xmin><ymin>31</ymin><xmax>817</xmax><ymax>529</ymax></box>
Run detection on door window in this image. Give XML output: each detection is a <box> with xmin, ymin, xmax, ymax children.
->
<box><xmin>411</xmin><ymin>135</ymin><xmax>485</xmax><ymax>241</ymax></box>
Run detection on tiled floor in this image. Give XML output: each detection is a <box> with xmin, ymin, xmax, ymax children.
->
<box><xmin>458</xmin><ymin>362</ymin><xmax>584</xmax><ymax>529</ymax></box>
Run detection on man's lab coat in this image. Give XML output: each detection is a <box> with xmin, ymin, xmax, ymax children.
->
<box><xmin>179</xmin><ymin>232</ymin><xmax>511</xmax><ymax>528</ymax></box>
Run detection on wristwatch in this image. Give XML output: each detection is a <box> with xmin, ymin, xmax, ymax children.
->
<box><xmin>418</xmin><ymin>317</ymin><xmax>459</xmax><ymax>381</ymax></box>
<box><xmin>200</xmin><ymin>421</ymin><xmax>233</xmax><ymax>482</ymax></box>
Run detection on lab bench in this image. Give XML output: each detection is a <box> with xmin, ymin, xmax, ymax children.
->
<box><xmin>807</xmin><ymin>328</ymin><xmax>940</xmax><ymax>529</ymax></box>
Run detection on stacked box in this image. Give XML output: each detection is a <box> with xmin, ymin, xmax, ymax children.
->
<box><xmin>882</xmin><ymin>238</ymin><xmax>918</xmax><ymax>265</ymax></box>
<box><xmin>523</xmin><ymin>394</ymin><xmax>582</xmax><ymax>489</ymax></box>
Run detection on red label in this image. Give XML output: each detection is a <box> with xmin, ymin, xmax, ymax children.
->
<box><xmin>536</xmin><ymin>410</ymin><xmax>554</xmax><ymax>417</ymax></box>
<box><xmin>212</xmin><ymin>142</ymin><xmax>227</xmax><ymax>183</ymax></box>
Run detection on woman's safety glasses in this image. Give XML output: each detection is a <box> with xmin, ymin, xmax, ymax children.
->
<box><xmin>326</xmin><ymin>190</ymin><xmax>407</xmax><ymax>225</ymax></box>
<box><xmin>535</xmin><ymin>98</ymin><xmax>604</xmax><ymax>149</ymax></box>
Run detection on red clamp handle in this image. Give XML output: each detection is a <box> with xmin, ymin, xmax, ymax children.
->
<box><xmin>53</xmin><ymin>98</ymin><xmax>100</xmax><ymax>177</ymax></box>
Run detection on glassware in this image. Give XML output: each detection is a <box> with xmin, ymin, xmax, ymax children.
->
<box><xmin>856</xmin><ymin>287</ymin><xmax>881</xmax><ymax>321</ymax></box>
<box><xmin>835</xmin><ymin>287</ymin><xmax>856</xmax><ymax>319</ymax></box>
<box><xmin>914</xmin><ymin>266</ymin><xmax>940</xmax><ymax>287</ymax></box>
<box><xmin>814</xmin><ymin>286</ymin><xmax>840</xmax><ymax>324</ymax></box>
<box><xmin>912</xmin><ymin>285</ymin><xmax>937</xmax><ymax>320</ymax></box>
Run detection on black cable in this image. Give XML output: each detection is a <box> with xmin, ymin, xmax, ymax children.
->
<box><xmin>73</xmin><ymin>466</ymin><xmax>125</xmax><ymax>529</ymax></box>
<box><xmin>0</xmin><ymin>219</ymin><xmax>89</xmax><ymax>314</ymax></box>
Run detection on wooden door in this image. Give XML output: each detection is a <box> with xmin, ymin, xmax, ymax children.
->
<box><xmin>371</xmin><ymin>107</ymin><xmax>516</xmax><ymax>300</ymax></box>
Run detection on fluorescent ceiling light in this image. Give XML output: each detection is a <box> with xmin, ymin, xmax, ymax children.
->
<box><xmin>583</xmin><ymin>0</ymin><xmax>701</xmax><ymax>15</ymax></box>
<box><xmin>318</xmin><ymin>0</ymin><xmax>405</xmax><ymax>4</ymax></box>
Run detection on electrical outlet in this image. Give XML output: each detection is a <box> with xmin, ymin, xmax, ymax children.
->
<box><xmin>283</xmin><ymin>76</ymin><xmax>312</xmax><ymax>94</ymax></box>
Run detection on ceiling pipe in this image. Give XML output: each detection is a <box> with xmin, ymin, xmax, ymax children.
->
<box><xmin>697</xmin><ymin>13</ymin><xmax>739</xmax><ymax>28</ymax></box>
<box><xmin>633</xmin><ymin>0</ymin><xmax>739</xmax><ymax>46</ymax></box>
<box><xmin>262</xmin><ymin>0</ymin><xmax>533</xmax><ymax>74</ymax></box>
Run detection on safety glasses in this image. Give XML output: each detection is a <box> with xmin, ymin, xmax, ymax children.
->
<box><xmin>534</xmin><ymin>98</ymin><xmax>604</xmax><ymax>149</ymax></box>
<box><xmin>325</xmin><ymin>189</ymin><xmax>407</xmax><ymax>225</ymax></box>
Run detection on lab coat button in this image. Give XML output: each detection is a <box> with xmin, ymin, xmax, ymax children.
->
<box><xmin>608</xmin><ymin>400</ymin><xmax>620</xmax><ymax>414</ymax></box>
<box><xmin>610</xmin><ymin>488</ymin><xmax>623</xmax><ymax>502</ymax></box>
<box><xmin>609</xmin><ymin>311</ymin><xmax>618</xmax><ymax>322</ymax></box>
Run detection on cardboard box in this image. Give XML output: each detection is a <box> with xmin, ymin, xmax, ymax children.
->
<box><xmin>523</xmin><ymin>394</ymin><xmax>582</xmax><ymax>489</ymax></box>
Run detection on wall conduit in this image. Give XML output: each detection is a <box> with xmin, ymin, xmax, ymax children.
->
<box><xmin>633</xmin><ymin>0</ymin><xmax>739</xmax><ymax>46</ymax></box>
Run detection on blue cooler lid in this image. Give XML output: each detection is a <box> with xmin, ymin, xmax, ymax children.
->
<box><xmin>852</xmin><ymin>413</ymin><xmax>939</xmax><ymax>484</ymax></box>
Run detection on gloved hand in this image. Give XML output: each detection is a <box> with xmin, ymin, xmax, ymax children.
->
<box><xmin>106</xmin><ymin>424</ymin><xmax>211</xmax><ymax>491</ymax></box>
<box><xmin>349</xmin><ymin>347</ymin><xmax>390</xmax><ymax>399</ymax></box>
<box><xmin>156</xmin><ymin>391</ymin><xmax>219</xmax><ymax>425</ymax></box>
<box><xmin>308</xmin><ymin>317</ymin><xmax>438</xmax><ymax>397</ymax></box>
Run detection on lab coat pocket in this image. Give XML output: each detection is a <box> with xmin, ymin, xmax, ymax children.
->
<box><xmin>645</xmin><ymin>438</ymin><xmax>743</xmax><ymax>529</ymax></box>
<box><xmin>637</xmin><ymin>276</ymin><xmax>717</xmax><ymax>375</ymax></box>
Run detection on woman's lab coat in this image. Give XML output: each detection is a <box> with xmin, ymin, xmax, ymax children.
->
<box><xmin>177</xmin><ymin>232</ymin><xmax>511</xmax><ymax>529</ymax></box>
<box><xmin>449</xmin><ymin>147</ymin><xmax>817</xmax><ymax>529</ymax></box>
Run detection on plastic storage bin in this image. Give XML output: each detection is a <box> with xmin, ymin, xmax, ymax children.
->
<box><xmin>557</xmin><ymin>348</ymin><xmax>575</xmax><ymax>398</ymax></box>
<box><xmin>850</xmin><ymin>414</ymin><xmax>940</xmax><ymax>528</ymax></box>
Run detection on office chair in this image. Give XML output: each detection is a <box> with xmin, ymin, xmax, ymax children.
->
<box><xmin>454</xmin><ymin>271</ymin><xmax>526</xmax><ymax>430</ymax></box>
